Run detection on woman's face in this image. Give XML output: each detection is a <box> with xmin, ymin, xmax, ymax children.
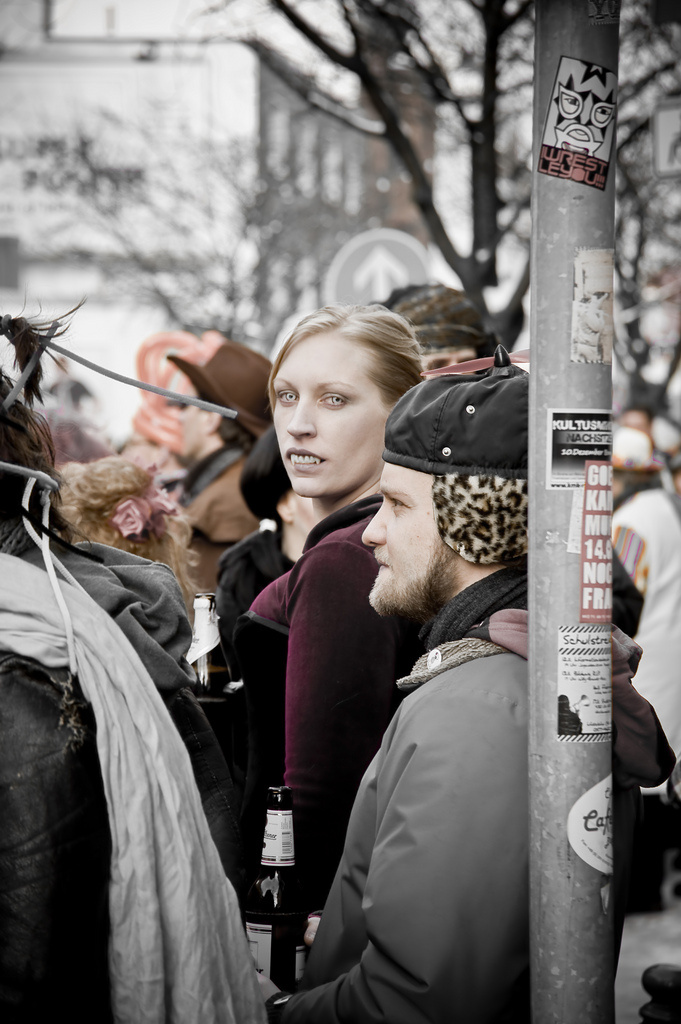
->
<box><xmin>272</xmin><ymin>331</ymin><xmax>392</xmax><ymax>517</ymax></box>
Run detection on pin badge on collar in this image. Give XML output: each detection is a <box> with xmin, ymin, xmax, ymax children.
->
<box><xmin>427</xmin><ymin>648</ymin><xmax>442</xmax><ymax>671</ymax></box>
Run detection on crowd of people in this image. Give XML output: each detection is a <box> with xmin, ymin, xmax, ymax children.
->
<box><xmin>0</xmin><ymin>286</ymin><xmax>679</xmax><ymax>1022</ymax></box>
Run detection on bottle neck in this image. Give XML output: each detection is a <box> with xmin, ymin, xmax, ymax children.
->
<box><xmin>262</xmin><ymin>808</ymin><xmax>295</xmax><ymax>866</ymax></box>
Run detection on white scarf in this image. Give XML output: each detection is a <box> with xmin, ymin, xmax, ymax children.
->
<box><xmin>0</xmin><ymin>553</ymin><xmax>265</xmax><ymax>1024</ymax></box>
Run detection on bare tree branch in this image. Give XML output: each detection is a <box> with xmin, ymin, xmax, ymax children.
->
<box><xmin>354</xmin><ymin>0</ymin><xmax>473</xmax><ymax>125</ymax></box>
<box><xmin>270</xmin><ymin>0</ymin><xmax>361</xmax><ymax>72</ymax></box>
<box><xmin>246</xmin><ymin>39</ymin><xmax>386</xmax><ymax>134</ymax></box>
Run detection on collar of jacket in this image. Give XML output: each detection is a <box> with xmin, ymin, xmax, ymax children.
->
<box><xmin>180</xmin><ymin>445</ymin><xmax>245</xmax><ymax>507</ymax></box>
<box><xmin>396</xmin><ymin>636</ymin><xmax>505</xmax><ymax>692</ymax></box>
<box><xmin>302</xmin><ymin>494</ymin><xmax>382</xmax><ymax>553</ymax></box>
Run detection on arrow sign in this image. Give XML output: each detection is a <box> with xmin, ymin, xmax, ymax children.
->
<box><xmin>324</xmin><ymin>228</ymin><xmax>430</xmax><ymax>305</ymax></box>
<box><xmin>353</xmin><ymin>244</ymin><xmax>411</xmax><ymax>299</ymax></box>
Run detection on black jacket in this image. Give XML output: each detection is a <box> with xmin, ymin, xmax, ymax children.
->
<box><xmin>0</xmin><ymin>657</ymin><xmax>247</xmax><ymax>1024</ymax></box>
<box><xmin>216</xmin><ymin>527</ymin><xmax>293</xmax><ymax>681</ymax></box>
<box><xmin>0</xmin><ymin>654</ymin><xmax>112</xmax><ymax>1022</ymax></box>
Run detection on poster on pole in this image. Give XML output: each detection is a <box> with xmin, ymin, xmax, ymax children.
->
<box><xmin>557</xmin><ymin>624</ymin><xmax>611</xmax><ymax>741</ymax></box>
<box><xmin>580</xmin><ymin>460</ymin><xmax>613</xmax><ymax>622</ymax></box>
<box><xmin>571</xmin><ymin>249</ymin><xmax>614</xmax><ymax>364</ymax></box>
<box><xmin>545</xmin><ymin>409</ymin><xmax>612</xmax><ymax>488</ymax></box>
<box><xmin>537</xmin><ymin>56</ymin><xmax>618</xmax><ymax>191</ymax></box>
<box><xmin>567</xmin><ymin>775</ymin><xmax>613</xmax><ymax>874</ymax></box>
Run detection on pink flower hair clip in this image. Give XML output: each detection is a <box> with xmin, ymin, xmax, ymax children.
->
<box><xmin>109</xmin><ymin>483</ymin><xmax>179</xmax><ymax>542</ymax></box>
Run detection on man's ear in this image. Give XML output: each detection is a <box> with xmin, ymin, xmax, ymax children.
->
<box><xmin>203</xmin><ymin>410</ymin><xmax>223</xmax><ymax>437</ymax></box>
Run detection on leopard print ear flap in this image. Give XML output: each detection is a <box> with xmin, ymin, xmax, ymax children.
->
<box><xmin>431</xmin><ymin>474</ymin><xmax>528</xmax><ymax>564</ymax></box>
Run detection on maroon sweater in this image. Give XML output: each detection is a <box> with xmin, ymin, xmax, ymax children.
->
<box><xmin>251</xmin><ymin>495</ymin><xmax>423</xmax><ymax>908</ymax></box>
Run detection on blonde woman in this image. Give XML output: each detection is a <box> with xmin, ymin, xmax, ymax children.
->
<box><xmin>238</xmin><ymin>305</ymin><xmax>425</xmax><ymax>908</ymax></box>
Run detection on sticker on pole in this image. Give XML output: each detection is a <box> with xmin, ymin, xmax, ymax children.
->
<box><xmin>567</xmin><ymin>775</ymin><xmax>613</xmax><ymax>874</ymax></box>
<box><xmin>557</xmin><ymin>624</ymin><xmax>611</xmax><ymax>742</ymax></box>
<box><xmin>588</xmin><ymin>1</ymin><xmax>621</xmax><ymax>26</ymax></box>
<box><xmin>546</xmin><ymin>409</ymin><xmax>612</xmax><ymax>488</ymax></box>
<box><xmin>653</xmin><ymin>101</ymin><xmax>681</xmax><ymax>179</ymax></box>
<box><xmin>580</xmin><ymin>461</ymin><xmax>613</xmax><ymax>622</ymax></box>
<box><xmin>571</xmin><ymin>249</ymin><xmax>614</xmax><ymax>364</ymax></box>
<box><xmin>537</xmin><ymin>56</ymin><xmax>618</xmax><ymax>191</ymax></box>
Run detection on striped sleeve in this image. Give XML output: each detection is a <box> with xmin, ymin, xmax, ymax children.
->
<box><xmin>613</xmin><ymin>525</ymin><xmax>648</xmax><ymax>596</ymax></box>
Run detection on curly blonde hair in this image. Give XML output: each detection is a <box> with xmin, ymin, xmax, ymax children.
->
<box><xmin>60</xmin><ymin>456</ymin><xmax>197</xmax><ymax>611</ymax></box>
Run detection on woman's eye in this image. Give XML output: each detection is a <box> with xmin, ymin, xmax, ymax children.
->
<box><xmin>277</xmin><ymin>391</ymin><xmax>297</xmax><ymax>404</ymax></box>
<box><xmin>324</xmin><ymin>394</ymin><xmax>345</xmax><ymax>407</ymax></box>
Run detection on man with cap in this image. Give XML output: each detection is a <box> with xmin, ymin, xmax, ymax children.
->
<box><xmin>262</xmin><ymin>351</ymin><xmax>673</xmax><ymax>1023</ymax></box>
<box><xmin>168</xmin><ymin>339</ymin><xmax>272</xmax><ymax>591</ymax></box>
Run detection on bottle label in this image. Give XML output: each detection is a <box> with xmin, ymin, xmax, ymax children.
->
<box><xmin>262</xmin><ymin>809</ymin><xmax>295</xmax><ymax>865</ymax></box>
<box><xmin>188</xmin><ymin>595</ymin><xmax>220</xmax><ymax>665</ymax></box>
<box><xmin>295</xmin><ymin>944</ymin><xmax>306</xmax><ymax>983</ymax></box>
<box><xmin>246</xmin><ymin>921</ymin><xmax>272</xmax><ymax>975</ymax></box>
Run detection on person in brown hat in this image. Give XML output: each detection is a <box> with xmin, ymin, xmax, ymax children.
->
<box><xmin>385</xmin><ymin>283</ymin><xmax>497</xmax><ymax>370</ymax></box>
<box><xmin>168</xmin><ymin>339</ymin><xmax>272</xmax><ymax>590</ymax></box>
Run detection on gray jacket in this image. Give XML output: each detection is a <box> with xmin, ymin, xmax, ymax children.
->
<box><xmin>281</xmin><ymin>607</ymin><xmax>673</xmax><ymax>1023</ymax></box>
<box><xmin>284</xmin><ymin>642</ymin><xmax>530</xmax><ymax>1024</ymax></box>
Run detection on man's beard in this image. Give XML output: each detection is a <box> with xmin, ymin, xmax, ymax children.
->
<box><xmin>369</xmin><ymin>542</ymin><xmax>461</xmax><ymax>624</ymax></box>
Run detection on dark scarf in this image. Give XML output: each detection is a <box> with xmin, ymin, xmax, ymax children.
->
<box><xmin>180</xmin><ymin>446</ymin><xmax>245</xmax><ymax>507</ymax></box>
<box><xmin>420</xmin><ymin>567</ymin><xmax>527</xmax><ymax>651</ymax></box>
<box><xmin>0</xmin><ymin>516</ymin><xmax>34</xmax><ymax>558</ymax></box>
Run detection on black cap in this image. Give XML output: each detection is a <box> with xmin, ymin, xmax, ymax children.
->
<box><xmin>383</xmin><ymin>351</ymin><xmax>528</xmax><ymax>479</ymax></box>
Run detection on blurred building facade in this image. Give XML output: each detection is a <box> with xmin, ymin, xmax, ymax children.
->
<box><xmin>0</xmin><ymin>1</ymin><xmax>437</xmax><ymax>432</ymax></box>
<box><xmin>256</xmin><ymin>51</ymin><xmax>435</xmax><ymax>348</ymax></box>
<box><xmin>0</xmin><ymin>0</ymin><xmax>257</xmax><ymax>444</ymax></box>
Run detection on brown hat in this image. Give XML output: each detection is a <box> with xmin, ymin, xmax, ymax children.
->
<box><xmin>168</xmin><ymin>340</ymin><xmax>272</xmax><ymax>438</ymax></box>
<box><xmin>389</xmin><ymin>284</ymin><xmax>492</xmax><ymax>354</ymax></box>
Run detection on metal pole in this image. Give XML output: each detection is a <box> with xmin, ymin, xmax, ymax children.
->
<box><xmin>529</xmin><ymin>2</ymin><xmax>620</xmax><ymax>1021</ymax></box>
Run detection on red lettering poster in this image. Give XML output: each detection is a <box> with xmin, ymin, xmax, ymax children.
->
<box><xmin>580</xmin><ymin>460</ymin><xmax>613</xmax><ymax>623</ymax></box>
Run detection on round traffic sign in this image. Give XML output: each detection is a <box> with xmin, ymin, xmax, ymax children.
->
<box><xmin>323</xmin><ymin>228</ymin><xmax>430</xmax><ymax>305</ymax></box>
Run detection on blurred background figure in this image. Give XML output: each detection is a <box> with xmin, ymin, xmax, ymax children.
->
<box><xmin>385</xmin><ymin>283</ymin><xmax>497</xmax><ymax>370</ymax></box>
<box><xmin>124</xmin><ymin>330</ymin><xmax>228</xmax><ymax>497</ymax></box>
<box><xmin>615</xmin><ymin>404</ymin><xmax>681</xmax><ymax>497</ymax></box>
<box><xmin>168</xmin><ymin>339</ymin><xmax>272</xmax><ymax>591</ymax></box>
<box><xmin>670</xmin><ymin>451</ymin><xmax>681</xmax><ymax>497</ymax></box>
<box><xmin>612</xmin><ymin>425</ymin><xmax>681</xmax><ymax>913</ymax></box>
<box><xmin>60</xmin><ymin>456</ymin><xmax>196</xmax><ymax>613</ymax></box>
<box><xmin>612</xmin><ymin>425</ymin><xmax>666</xmax><ymax>510</ymax></box>
<box><xmin>132</xmin><ymin>330</ymin><xmax>224</xmax><ymax>452</ymax></box>
<box><xmin>38</xmin><ymin>356</ymin><xmax>115</xmax><ymax>466</ymax></box>
<box><xmin>652</xmin><ymin>415</ymin><xmax>681</xmax><ymax>466</ymax></box>
<box><xmin>118</xmin><ymin>435</ymin><xmax>186</xmax><ymax>500</ymax></box>
<box><xmin>618</xmin><ymin>403</ymin><xmax>656</xmax><ymax>441</ymax></box>
<box><xmin>216</xmin><ymin>426</ymin><xmax>316</xmax><ymax>683</ymax></box>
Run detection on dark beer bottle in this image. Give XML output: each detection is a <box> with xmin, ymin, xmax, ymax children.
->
<box><xmin>245</xmin><ymin>786</ymin><xmax>307</xmax><ymax>990</ymax></box>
